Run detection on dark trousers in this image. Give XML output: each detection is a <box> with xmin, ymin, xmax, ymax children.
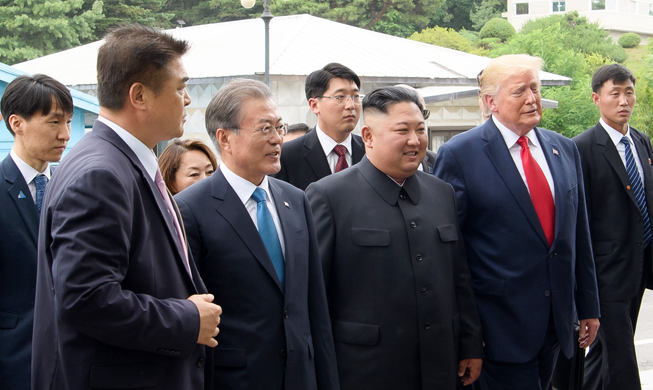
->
<box><xmin>473</xmin><ymin>314</ymin><xmax>560</xmax><ymax>390</ymax></box>
<box><xmin>583</xmin><ymin>249</ymin><xmax>650</xmax><ymax>390</ymax></box>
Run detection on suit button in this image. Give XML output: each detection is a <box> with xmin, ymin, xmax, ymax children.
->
<box><xmin>421</xmin><ymin>288</ymin><xmax>428</xmax><ymax>295</ymax></box>
<box><xmin>544</xmin><ymin>290</ymin><xmax>550</xmax><ymax>297</ymax></box>
<box><xmin>399</xmin><ymin>194</ymin><xmax>406</xmax><ymax>200</ymax></box>
<box><xmin>280</xmin><ymin>349</ymin><xmax>287</xmax><ymax>357</ymax></box>
<box><xmin>416</xmin><ymin>254</ymin><xmax>423</xmax><ymax>262</ymax></box>
<box><xmin>410</xmin><ymin>221</ymin><xmax>417</xmax><ymax>228</ymax></box>
<box><xmin>196</xmin><ymin>358</ymin><xmax>205</xmax><ymax>368</ymax></box>
<box><xmin>284</xmin><ymin>309</ymin><xmax>289</xmax><ymax>319</ymax></box>
<box><xmin>424</xmin><ymin>323</ymin><xmax>430</xmax><ymax>330</ymax></box>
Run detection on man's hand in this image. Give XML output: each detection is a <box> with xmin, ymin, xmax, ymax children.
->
<box><xmin>188</xmin><ymin>294</ymin><xmax>222</xmax><ymax>347</ymax></box>
<box><xmin>458</xmin><ymin>358</ymin><xmax>482</xmax><ymax>386</ymax></box>
<box><xmin>578</xmin><ymin>318</ymin><xmax>600</xmax><ymax>349</ymax></box>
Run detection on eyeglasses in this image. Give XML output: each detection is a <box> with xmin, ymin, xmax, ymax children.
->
<box><xmin>316</xmin><ymin>94</ymin><xmax>365</xmax><ymax>105</ymax></box>
<box><xmin>234</xmin><ymin>123</ymin><xmax>288</xmax><ymax>140</ymax></box>
<box><xmin>422</xmin><ymin>109</ymin><xmax>430</xmax><ymax>120</ymax></box>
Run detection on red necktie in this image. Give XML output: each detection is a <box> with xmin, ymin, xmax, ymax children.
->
<box><xmin>333</xmin><ymin>145</ymin><xmax>349</xmax><ymax>173</ymax></box>
<box><xmin>517</xmin><ymin>136</ymin><xmax>555</xmax><ymax>247</ymax></box>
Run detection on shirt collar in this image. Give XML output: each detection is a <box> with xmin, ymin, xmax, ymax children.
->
<box><xmin>315</xmin><ymin>124</ymin><xmax>352</xmax><ymax>156</ymax></box>
<box><xmin>493</xmin><ymin>116</ymin><xmax>540</xmax><ymax>149</ymax></box>
<box><xmin>219</xmin><ymin>163</ymin><xmax>272</xmax><ymax>205</ymax></box>
<box><xmin>600</xmin><ymin>118</ymin><xmax>633</xmax><ymax>146</ymax></box>
<box><xmin>98</xmin><ymin>116</ymin><xmax>158</xmax><ymax>181</ymax></box>
<box><xmin>10</xmin><ymin>149</ymin><xmax>51</xmax><ymax>184</ymax></box>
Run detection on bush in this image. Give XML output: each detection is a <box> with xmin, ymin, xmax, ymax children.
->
<box><xmin>479</xmin><ymin>18</ymin><xmax>516</xmax><ymax>42</ymax></box>
<box><xmin>409</xmin><ymin>26</ymin><xmax>479</xmax><ymax>54</ymax></box>
<box><xmin>619</xmin><ymin>33</ymin><xmax>642</xmax><ymax>48</ymax></box>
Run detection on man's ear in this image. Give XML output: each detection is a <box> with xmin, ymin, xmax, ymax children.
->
<box><xmin>485</xmin><ymin>94</ymin><xmax>498</xmax><ymax>113</ymax></box>
<box><xmin>591</xmin><ymin>92</ymin><xmax>600</xmax><ymax>107</ymax></box>
<box><xmin>8</xmin><ymin>114</ymin><xmax>26</xmax><ymax>136</ymax></box>
<box><xmin>216</xmin><ymin>128</ymin><xmax>232</xmax><ymax>154</ymax></box>
<box><xmin>361</xmin><ymin>125</ymin><xmax>374</xmax><ymax>149</ymax></box>
<box><xmin>308</xmin><ymin>98</ymin><xmax>320</xmax><ymax>115</ymax></box>
<box><xmin>128</xmin><ymin>83</ymin><xmax>147</xmax><ymax>111</ymax></box>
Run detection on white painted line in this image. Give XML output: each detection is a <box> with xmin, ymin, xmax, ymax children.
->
<box><xmin>636</xmin><ymin>338</ymin><xmax>653</xmax><ymax>346</ymax></box>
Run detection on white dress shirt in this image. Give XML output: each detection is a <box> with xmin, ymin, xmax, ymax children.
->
<box><xmin>220</xmin><ymin>164</ymin><xmax>286</xmax><ymax>257</ymax></box>
<box><xmin>98</xmin><ymin>116</ymin><xmax>158</xmax><ymax>181</ymax></box>
<box><xmin>601</xmin><ymin>118</ymin><xmax>644</xmax><ymax>183</ymax></box>
<box><xmin>10</xmin><ymin>149</ymin><xmax>51</xmax><ymax>203</ymax></box>
<box><xmin>494</xmin><ymin>116</ymin><xmax>556</xmax><ymax>202</ymax></box>
<box><xmin>315</xmin><ymin>124</ymin><xmax>353</xmax><ymax>173</ymax></box>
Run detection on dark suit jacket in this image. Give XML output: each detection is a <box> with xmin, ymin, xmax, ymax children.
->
<box><xmin>0</xmin><ymin>155</ymin><xmax>39</xmax><ymax>390</ymax></box>
<box><xmin>32</xmin><ymin>121</ymin><xmax>211</xmax><ymax>390</ymax></box>
<box><xmin>573</xmin><ymin>123</ymin><xmax>653</xmax><ymax>301</ymax></box>
<box><xmin>306</xmin><ymin>157</ymin><xmax>483</xmax><ymax>390</ymax></box>
<box><xmin>274</xmin><ymin>128</ymin><xmax>365</xmax><ymax>190</ymax></box>
<box><xmin>433</xmin><ymin>120</ymin><xmax>600</xmax><ymax>363</ymax></box>
<box><xmin>421</xmin><ymin>149</ymin><xmax>437</xmax><ymax>174</ymax></box>
<box><xmin>175</xmin><ymin>171</ymin><xmax>339</xmax><ymax>390</ymax></box>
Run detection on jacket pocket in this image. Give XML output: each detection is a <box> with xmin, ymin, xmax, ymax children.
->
<box><xmin>333</xmin><ymin>321</ymin><xmax>380</xmax><ymax>346</ymax></box>
<box><xmin>351</xmin><ymin>228</ymin><xmax>391</xmax><ymax>247</ymax></box>
<box><xmin>214</xmin><ymin>345</ymin><xmax>247</xmax><ymax>367</ymax></box>
<box><xmin>472</xmin><ymin>279</ymin><xmax>505</xmax><ymax>296</ymax></box>
<box><xmin>89</xmin><ymin>362</ymin><xmax>161</xmax><ymax>389</ymax></box>
<box><xmin>0</xmin><ymin>310</ymin><xmax>18</xmax><ymax>329</ymax></box>
<box><xmin>437</xmin><ymin>225</ymin><xmax>458</xmax><ymax>242</ymax></box>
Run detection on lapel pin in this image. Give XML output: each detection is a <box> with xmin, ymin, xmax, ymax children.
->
<box><xmin>552</xmin><ymin>148</ymin><xmax>559</xmax><ymax>156</ymax></box>
<box><xmin>649</xmin><ymin>158</ymin><xmax>651</xmax><ymax>165</ymax></box>
<box><xmin>627</xmin><ymin>185</ymin><xmax>631</xmax><ymax>190</ymax></box>
<box><xmin>284</xmin><ymin>201</ymin><xmax>290</xmax><ymax>208</ymax></box>
<box><xmin>17</xmin><ymin>191</ymin><xmax>26</xmax><ymax>199</ymax></box>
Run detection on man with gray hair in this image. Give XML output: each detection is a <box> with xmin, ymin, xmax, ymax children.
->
<box><xmin>175</xmin><ymin>78</ymin><xmax>339</xmax><ymax>390</ymax></box>
<box><xmin>433</xmin><ymin>54</ymin><xmax>600</xmax><ymax>389</ymax></box>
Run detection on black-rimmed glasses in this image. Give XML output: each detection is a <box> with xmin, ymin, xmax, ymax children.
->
<box><xmin>234</xmin><ymin>123</ymin><xmax>288</xmax><ymax>139</ymax></box>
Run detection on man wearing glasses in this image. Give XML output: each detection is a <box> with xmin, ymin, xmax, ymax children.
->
<box><xmin>175</xmin><ymin>78</ymin><xmax>339</xmax><ymax>390</ymax></box>
<box><xmin>274</xmin><ymin>63</ymin><xmax>365</xmax><ymax>191</ymax></box>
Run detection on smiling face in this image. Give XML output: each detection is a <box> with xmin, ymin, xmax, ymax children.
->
<box><xmin>486</xmin><ymin>70</ymin><xmax>542</xmax><ymax>136</ymax></box>
<box><xmin>9</xmin><ymin>98</ymin><xmax>72</xmax><ymax>171</ymax></box>
<box><xmin>593</xmin><ymin>79</ymin><xmax>636</xmax><ymax>134</ymax></box>
<box><xmin>362</xmin><ymin>101</ymin><xmax>426</xmax><ymax>184</ymax></box>
<box><xmin>309</xmin><ymin>78</ymin><xmax>361</xmax><ymax>143</ymax></box>
<box><xmin>218</xmin><ymin>98</ymin><xmax>283</xmax><ymax>185</ymax></box>
<box><xmin>173</xmin><ymin>149</ymin><xmax>215</xmax><ymax>194</ymax></box>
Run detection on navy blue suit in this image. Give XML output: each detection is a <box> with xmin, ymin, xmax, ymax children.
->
<box><xmin>175</xmin><ymin>170</ymin><xmax>339</xmax><ymax>390</ymax></box>
<box><xmin>32</xmin><ymin>121</ymin><xmax>212</xmax><ymax>390</ymax></box>
<box><xmin>0</xmin><ymin>155</ymin><xmax>38</xmax><ymax>390</ymax></box>
<box><xmin>433</xmin><ymin>120</ymin><xmax>600</xmax><ymax>366</ymax></box>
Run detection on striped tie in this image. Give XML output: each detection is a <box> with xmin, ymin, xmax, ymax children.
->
<box><xmin>621</xmin><ymin>137</ymin><xmax>652</xmax><ymax>246</ymax></box>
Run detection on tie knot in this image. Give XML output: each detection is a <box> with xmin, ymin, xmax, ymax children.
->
<box><xmin>34</xmin><ymin>174</ymin><xmax>47</xmax><ymax>188</ymax></box>
<box><xmin>252</xmin><ymin>187</ymin><xmax>267</xmax><ymax>204</ymax></box>
<box><xmin>333</xmin><ymin>144</ymin><xmax>347</xmax><ymax>158</ymax></box>
<box><xmin>621</xmin><ymin>136</ymin><xmax>630</xmax><ymax>147</ymax></box>
<box><xmin>517</xmin><ymin>136</ymin><xmax>529</xmax><ymax>149</ymax></box>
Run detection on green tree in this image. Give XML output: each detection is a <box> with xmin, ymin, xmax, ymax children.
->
<box><xmin>0</xmin><ymin>0</ymin><xmax>103</xmax><ymax>64</ymax></box>
<box><xmin>429</xmin><ymin>0</ymin><xmax>480</xmax><ymax>31</ymax></box>
<box><xmin>163</xmin><ymin>0</ymin><xmax>259</xmax><ymax>27</ymax></box>
<box><xmin>94</xmin><ymin>0</ymin><xmax>174</xmax><ymax>37</ymax></box>
<box><xmin>631</xmin><ymin>40</ymin><xmax>653</xmax><ymax>137</ymax></box>
<box><xmin>470</xmin><ymin>0</ymin><xmax>504</xmax><ymax>31</ymax></box>
<box><xmin>409</xmin><ymin>26</ymin><xmax>483</xmax><ymax>54</ymax></box>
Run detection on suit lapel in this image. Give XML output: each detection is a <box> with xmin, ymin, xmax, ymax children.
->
<box><xmin>352</xmin><ymin>134</ymin><xmax>365</xmax><ymax>165</ymax></box>
<box><xmin>482</xmin><ymin>122</ymin><xmax>549</xmax><ymax>247</ymax></box>
<box><xmin>536</xmin><ymin>129</ymin><xmax>567</xmax><ymax>250</ymax></box>
<box><xmin>212</xmin><ymin>171</ymin><xmax>284</xmax><ymax>292</ymax></box>
<box><xmin>303</xmin><ymin>129</ymin><xmax>332</xmax><ymax>180</ymax></box>
<box><xmin>2</xmin><ymin>157</ymin><xmax>39</xmax><ymax>245</ymax></box>
<box><xmin>595</xmin><ymin>124</ymin><xmax>638</xmax><ymax>208</ymax></box>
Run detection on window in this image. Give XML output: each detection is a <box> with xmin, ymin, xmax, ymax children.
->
<box><xmin>516</xmin><ymin>2</ymin><xmax>529</xmax><ymax>14</ymax></box>
<box><xmin>592</xmin><ymin>0</ymin><xmax>615</xmax><ymax>10</ymax></box>
<box><xmin>630</xmin><ymin>0</ymin><xmax>636</xmax><ymax>13</ymax></box>
<box><xmin>650</xmin><ymin>3</ymin><xmax>653</xmax><ymax>15</ymax></box>
<box><xmin>553</xmin><ymin>1</ymin><xmax>566</xmax><ymax>12</ymax></box>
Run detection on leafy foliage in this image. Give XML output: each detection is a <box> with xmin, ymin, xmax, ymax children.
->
<box><xmin>95</xmin><ymin>0</ymin><xmax>174</xmax><ymax>38</ymax></box>
<box><xmin>618</xmin><ymin>33</ymin><xmax>641</xmax><ymax>49</ymax></box>
<box><xmin>479</xmin><ymin>18</ymin><xmax>514</xmax><ymax>42</ymax></box>
<box><xmin>0</xmin><ymin>0</ymin><xmax>103</xmax><ymax>64</ymax></box>
<box><xmin>631</xmin><ymin>41</ymin><xmax>653</xmax><ymax>137</ymax></box>
<box><xmin>470</xmin><ymin>0</ymin><xmax>504</xmax><ymax>31</ymax></box>
<box><xmin>409</xmin><ymin>26</ymin><xmax>483</xmax><ymax>54</ymax></box>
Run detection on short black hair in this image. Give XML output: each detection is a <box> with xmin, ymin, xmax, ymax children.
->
<box><xmin>287</xmin><ymin>123</ymin><xmax>309</xmax><ymax>134</ymax></box>
<box><xmin>1</xmin><ymin>74</ymin><xmax>73</xmax><ymax>137</ymax></box>
<box><xmin>305</xmin><ymin>63</ymin><xmax>361</xmax><ymax>100</ymax></box>
<box><xmin>591</xmin><ymin>64</ymin><xmax>636</xmax><ymax>93</ymax></box>
<box><xmin>362</xmin><ymin>86</ymin><xmax>422</xmax><ymax>116</ymax></box>
<box><xmin>97</xmin><ymin>24</ymin><xmax>190</xmax><ymax>111</ymax></box>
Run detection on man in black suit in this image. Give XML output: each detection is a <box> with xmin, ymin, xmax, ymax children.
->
<box><xmin>574</xmin><ymin>64</ymin><xmax>652</xmax><ymax>390</ymax></box>
<box><xmin>274</xmin><ymin>63</ymin><xmax>365</xmax><ymax>190</ymax></box>
<box><xmin>175</xmin><ymin>79</ymin><xmax>339</xmax><ymax>390</ymax></box>
<box><xmin>0</xmin><ymin>74</ymin><xmax>72</xmax><ymax>390</ymax></box>
<box><xmin>32</xmin><ymin>25</ymin><xmax>222</xmax><ymax>390</ymax></box>
<box><xmin>306</xmin><ymin>86</ymin><xmax>483</xmax><ymax>390</ymax></box>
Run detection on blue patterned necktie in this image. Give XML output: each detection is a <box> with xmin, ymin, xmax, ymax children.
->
<box><xmin>34</xmin><ymin>174</ymin><xmax>47</xmax><ymax>217</ymax></box>
<box><xmin>251</xmin><ymin>187</ymin><xmax>285</xmax><ymax>289</ymax></box>
<box><xmin>621</xmin><ymin>137</ymin><xmax>652</xmax><ymax>246</ymax></box>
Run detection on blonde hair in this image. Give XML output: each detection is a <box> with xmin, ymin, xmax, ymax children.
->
<box><xmin>479</xmin><ymin>54</ymin><xmax>543</xmax><ymax>104</ymax></box>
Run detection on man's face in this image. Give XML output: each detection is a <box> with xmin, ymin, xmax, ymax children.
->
<box><xmin>592</xmin><ymin>79</ymin><xmax>636</xmax><ymax>133</ymax></box>
<box><xmin>148</xmin><ymin>57</ymin><xmax>191</xmax><ymax>142</ymax></box>
<box><xmin>487</xmin><ymin>71</ymin><xmax>542</xmax><ymax>136</ymax></box>
<box><xmin>362</xmin><ymin>101</ymin><xmax>426</xmax><ymax>184</ymax></box>
<box><xmin>222</xmin><ymin>98</ymin><xmax>283</xmax><ymax>185</ymax></box>
<box><xmin>10</xmin><ymin>98</ymin><xmax>71</xmax><ymax>171</ymax></box>
<box><xmin>309</xmin><ymin>78</ymin><xmax>361</xmax><ymax>142</ymax></box>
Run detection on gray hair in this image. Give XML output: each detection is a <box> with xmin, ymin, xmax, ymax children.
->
<box><xmin>205</xmin><ymin>78</ymin><xmax>273</xmax><ymax>150</ymax></box>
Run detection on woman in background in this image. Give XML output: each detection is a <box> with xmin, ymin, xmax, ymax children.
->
<box><xmin>159</xmin><ymin>139</ymin><xmax>218</xmax><ymax>195</ymax></box>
